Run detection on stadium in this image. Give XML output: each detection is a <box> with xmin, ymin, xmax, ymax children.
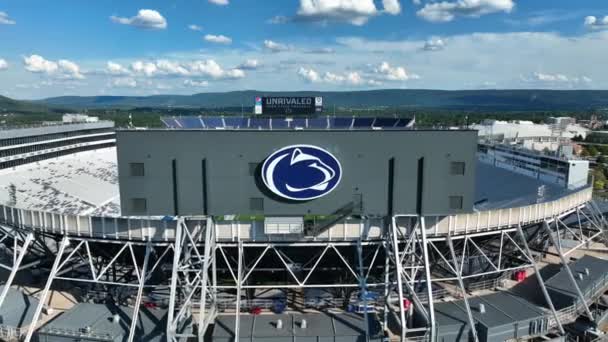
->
<box><xmin>0</xmin><ymin>97</ymin><xmax>606</xmax><ymax>342</ymax></box>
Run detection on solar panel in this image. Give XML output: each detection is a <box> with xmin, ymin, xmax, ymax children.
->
<box><xmin>308</xmin><ymin>117</ymin><xmax>328</xmax><ymax>129</ymax></box>
<box><xmin>179</xmin><ymin>117</ymin><xmax>205</xmax><ymax>129</ymax></box>
<box><xmin>224</xmin><ymin>117</ymin><xmax>248</xmax><ymax>128</ymax></box>
<box><xmin>352</xmin><ymin>117</ymin><xmax>375</xmax><ymax>128</ymax></box>
<box><xmin>290</xmin><ymin>118</ymin><xmax>307</xmax><ymax>129</ymax></box>
<box><xmin>330</xmin><ymin>117</ymin><xmax>353</xmax><ymax>129</ymax></box>
<box><xmin>203</xmin><ymin>117</ymin><xmax>224</xmax><ymax>128</ymax></box>
<box><xmin>372</xmin><ymin>118</ymin><xmax>399</xmax><ymax>128</ymax></box>
<box><xmin>394</xmin><ymin>118</ymin><xmax>412</xmax><ymax>127</ymax></box>
<box><xmin>161</xmin><ymin>118</ymin><xmax>179</xmax><ymax>128</ymax></box>
<box><xmin>271</xmin><ymin>118</ymin><xmax>289</xmax><ymax>129</ymax></box>
<box><xmin>249</xmin><ymin>118</ymin><xmax>270</xmax><ymax>129</ymax></box>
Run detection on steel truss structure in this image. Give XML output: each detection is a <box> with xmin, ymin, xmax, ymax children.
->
<box><xmin>0</xmin><ymin>200</ymin><xmax>606</xmax><ymax>342</ymax></box>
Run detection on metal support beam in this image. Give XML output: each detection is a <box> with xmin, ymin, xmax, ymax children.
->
<box><xmin>198</xmin><ymin>218</ymin><xmax>215</xmax><ymax>341</ymax></box>
<box><xmin>0</xmin><ymin>233</ymin><xmax>33</xmax><ymax>309</ymax></box>
<box><xmin>167</xmin><ymin>218</ymin><xmax>184</xmax><ymax>341</ymax></box>
<box><xmin>446</xmin><ymin>234</ymin><xmax>479</xmax><ymax>342</ymax></box>
<box><xmin>419</xmin><ymin>217</ymin><xmax>436</xmax><ymax>342</ymax></box>
<box><xmin>390</xmin><ymin>216</ymin><xmax>407</xmax><ymax>342</ymax></box>
<box><xmin>24</xmin><ymin>236</ymin><xmax>69</xmax><ymax>342</ymax></box>
<box><xmin>234</xmin><ymin>239</ymin><xmax>243</xmax><ymax>341</ymax></box>
<box><xmin>357</xmin><ymin>239</ymin><xmax>370</xmax><ymax>340</ymax></box>
<box><xmin>127</xmin><ymin>242</ymin><xmax>151</xmax><ymax>342</ymax></box>
<box><xmin>545</xmin><ymin>220</ymin><xmax>594</xmax><ymax>320</ymax></box>
<box><xmin>516</xmin><ymin>224</ymin><xmax>565</xmax><ymax>335</ymax></box>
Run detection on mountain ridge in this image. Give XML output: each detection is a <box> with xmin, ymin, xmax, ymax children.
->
<box><xmin>3</xmin><ymin>89</ymin><xmax>608</xmax><ymax>112</ymax></box>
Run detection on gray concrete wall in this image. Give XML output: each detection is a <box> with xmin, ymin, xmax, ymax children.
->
<box><xmin>117</xmin><ymin>129</ymin><xmax>477</xmax><ymax>216</ymax></box>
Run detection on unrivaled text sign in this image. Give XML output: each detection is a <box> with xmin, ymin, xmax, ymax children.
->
<box><xmin>255</xmin><ymin>96</ymin><xmax>323</xmax><ymax>115</ymax></box>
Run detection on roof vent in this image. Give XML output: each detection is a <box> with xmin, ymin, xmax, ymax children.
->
<box><xmin>585</xmin><ymin>268</ymin><xmax>590</xmax><ymax>276</ymax></box>
<box><xmin>578</xmin><ymin>273</ymin><xmax>584</xmax><ymax>281</ymax></box>
<box><xmin>112</xmin><ymin>314</ymin><xmax>120</xmax><ymax>324</ymax></box>
<box><xmin>301</xmin><ymin>319</ymin><xmax>307</xmax><ymax>329</ymax></box>
<box><xmin>79</xmin><ymin>326</ymin><xmax>91</xmax><ymax>334</ymax></box>
<box><xmin>478</xmin><ymin>303</ymin><xmax>486</xmax><ymax>314</ymax></box>
<box><xmin>276</xmin><ymin>319</ymin><xmax>283</xmax><ymax>330</ymax></box>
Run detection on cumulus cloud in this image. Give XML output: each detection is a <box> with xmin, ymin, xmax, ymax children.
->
<box><xmin>209</xmin><ymin>0</ymin><xmax>229</xmax><ymax>5</ymax></box>
<box><xmin>237</xmin><ymin>59</ymin><xmax>261</xmax><ymax>70</ymax></box>
<box><xmin>417</xmin><ymin>0</ymin><xmax>515</xmax><ymax>22</ymax></box>
<box><xmin>372</xmin><ymin>62</ymin><xmax>419</xmax><ymax>81</ymax></box>
<box><xmin>0</xmin><ymin>59</ymin><xmax>7</xmax><ymax>70</ymax></box>
<box><xmin>584</xmin><ymin>16</ymin><xmax>608</xmax><ymax>30</ymax></box>
<box><xmin>296</xmin><ymin>0</ymin><xmax>400</xmax><ymax>26</ymax></box>
<box><xmin>23</xmin><ymin>55</ymin><xmax>84</xmax><ymax>79</ymax></box>
<box><xmin>111</xmin><ymin>78</ymin><xmax>137</xmax><ymax>88</ymax></box>
<box><xmin>204</xmin><ymin>34</ymin><xmax>232</xmax><ymax>44</ymax></box>
<box><xmin>297</xmin><ymin>67</ymin><xmax>377</xmax><ymax>86</ymax></box>
<box><xmin>522</xmin><ymin>72</ymin><xmax>592</xmax><ymax>85</ymax></box>
<box><xmin>188</xmin><ymin>24</ymin><xmax>203</xmax><ymax>31</ymax></box>
<box><xmin>264</xmin><ymin>40</ymin><xmax>290</xmax><ymax>52</ymax></box>
<box><xmin>423</xmin><ymin>37</ymin><xmax>447</xmax><ymax>51</ymax></box>
<box><xmin>184</xmin><ymin>79</ymin><xmax>210</xmax><ymax>87</ymax></box>
<box><xmin>111</xmin><ymin>9</ymin><xmax>167</xmax><ymax>29</ymax></box>
<box><xmin>125</xmin><ymin>59</ymin><xmax>244</xmax><ymax>80</ymax></box>
<box><xmin>0</xmin><ymin>11</ymin><xmax>15</xmax><ymax>25</ymax></box>
<box><xmin>106</xmin><ymin>61</ymin><xmax>131</xmax><ymax>75</ymax></box>
<box><xmin>382</xmin><ymin>0</ymin><xmax>402</xmax><ymax>15</ymax></box>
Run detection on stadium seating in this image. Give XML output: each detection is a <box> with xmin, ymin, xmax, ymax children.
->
<box><xmin>160</xmin><ymin>116</ymin><xmax>414</xmax><ymax>130</ymax></box>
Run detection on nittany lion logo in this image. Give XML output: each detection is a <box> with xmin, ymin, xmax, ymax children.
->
<box><xmin>261</xmin><ymin>145</ymin><xmax>342</xmax><ymax>201</ymax></box>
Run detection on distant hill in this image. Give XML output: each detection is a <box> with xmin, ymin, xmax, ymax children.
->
<box><xmin>36</xmin><ymin>89</ymin><xmax>608</xmax><ymax>111</ymax></box>
<box><xmin>0</xmin><ymin>95</ymin><xmax>51</xmax><ymax>113</ymax></box>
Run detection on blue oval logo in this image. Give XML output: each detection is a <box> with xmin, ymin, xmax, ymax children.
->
<box><xmin>261</xmin><ymin>145</ymin><xmax>342</xmax><ymax>201</ymax></box>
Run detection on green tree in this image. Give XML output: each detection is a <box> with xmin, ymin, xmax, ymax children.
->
<box><xmin>595</xmin><ymin>180</ymin><xmax>606</xmax><ymax>190</ymax></box>
<box><xmin>588</xmin><ymin>145</ymin><xmax>599</xmax><ymax>157</ymax></box>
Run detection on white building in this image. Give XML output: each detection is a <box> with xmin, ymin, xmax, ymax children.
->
<box><xmin>478</xmin><ymin>142</ymin><xmax>589</xmax><ymax>190</ymax></box>
<box><xmin>62</xmin><ymin>113</ymin><xmax>99</xmax><ymax>123</ymax></box>
<box><xmin>472</xmin><ymin>120</ymin><xmax>588</xmax><ymax>140</ymax></box>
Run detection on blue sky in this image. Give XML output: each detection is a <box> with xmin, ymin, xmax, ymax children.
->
<box><xmin>0</xmin><ymin>0</ymin><xmax>607</xmax><ymax>99</ymax></box>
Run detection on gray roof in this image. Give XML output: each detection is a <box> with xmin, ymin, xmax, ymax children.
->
<box><xmin>474</xmin><ymin>161</ymin><xmax>575</xmax><ymax>210</ymax></box>
<box><xmin>213</xmin><ymin>312</ymin><xmax>380</xmax><ymax>339</ymax></box>
<box><xmin>432</xmin><ymin>292</ymin><xmax>547</xmax><ymax>335</ymax></box>
<box><xmin>545</xmin><ymin>255</ymin><xmax>608</xmax><ymax>300</ymax></box>
<box><xmin>0</xmin><ymin>286</ymin><xmax>39</xmax><ymax>328</ymax></box>
<box><xmin>37</xmin><ymin>303</ymin><xmax>167</xmax><ymax>342</ymax></box>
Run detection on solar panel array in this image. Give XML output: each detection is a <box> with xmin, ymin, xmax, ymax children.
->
<box><xmin>161</xmin><ymin>116</ymin><xmax>414</xmax><ymax>130</ymax></box>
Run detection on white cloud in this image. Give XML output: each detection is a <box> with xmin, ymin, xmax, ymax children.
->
<box><xmin>23</xmin><ymin>55</ymin><xmax>84</xmax><ymax>79</ymax></box>
<box><xmin>584</xmin><ymin>16</ymin><xmax>608</xmax><ymax>30</ymax></box>
<box><xmin>296</xmin><ymin>0</ymin><xmax>399</xmax><ymax>25</ymax></box>
<box><xmin>126</xmin><ymin>59</ymin><xmax>245</xmax><ymax>80</ymax></box>
<box><xmin>264</xmin><ymin>40</ymin><xmax>290</xmax><ymax>52</ymax></box>
<box><xmin>0</xmin><ymin>59</ymin><xmax>7</xmax><ymax>70</ymax></box>
<box><xmin>382</xmin><ymin>0</ymin><xmax>402</xmax><ymax>15</ymax></box>
<box><xmin>238</xmin><ymin>59</ymin><xmax>261</xmax><ymax>70</ymax></box>
<box><xmin>204</xmin><ymin>34</ymin><xmax>232</xmax><ymax>44</ymax></box>
<box><xmin>298</xmin><ymin>67</ymin><xmax>375</xmax><ymax>86</ymax></box>
<box><xmin>0</xmin><ymin>11</ymin><xmax>15</xmax><ymax>25</ymax></box>
<box><xmin>372</xmin><ymin>62</ymin><xmax>419</xmax><ymax>81</ymax></box>
<box><xmin>417</xmin><ymin>0</ymin><xmax>515</xmax><ymax>22</ymax></box>
<box><xmin>184</xmin><ymin>79</ymin><xmax>210</xmax><ymax>87</ymax></box>
<box><xmin>522</xmin><ymin>72</ymin><xmax>592</xmax><ymax>86</ymax></box>
<box><xmin>188</xmin><ymin>24</ymin><xmax>203</xmax><ymax>31</ymax></box>
<box><xmin>209</xmin><ymin>0</ymin><xmax>229</xmax><ymax>5</ymax></box>
<box><xmin>298</xmin><ymin>67</ymin><xmax>321</xmax><ymax>82</ymax></box>
<box><xmin>423</xmin><ymin>37</ymin><xmax>446</xmax><ymax>51</ymax></box>
<box><xmin>268</xmin><ymin>15</ymin><xmax>290</xmax><ymax>24</ymax></box>
<box><xmin>188</xmin><ymin>60</ymin><xmax>245</xmax><ymax>79</ymax></box>
<box><xmin>111</xmin><ymin>9</ymin><xmax>167</xmax><ymax>29</ymax></box>
<box><xmin>111</xmin><ymin>78</ymin><xmax>137</xmax><ymax>88</ymax></box>
<box><xmin>106</xmin><ymin>61</ymin><xmax>131</xmax><ymax>75</ymax></box>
